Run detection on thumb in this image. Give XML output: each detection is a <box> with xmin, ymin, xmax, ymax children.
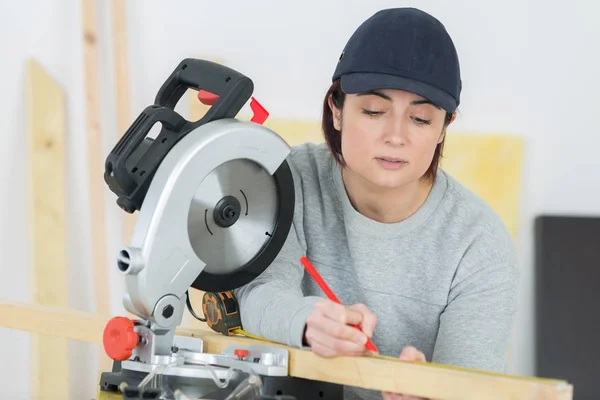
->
<box><xmin>347</xmin><ymin>303</ymin><xmax>376</xmax><ymax>337</ymax></box>
<box><xmin>398</xmin><ymin>346</ymin><xmax>426</xmax><ymax>362</ymax></box>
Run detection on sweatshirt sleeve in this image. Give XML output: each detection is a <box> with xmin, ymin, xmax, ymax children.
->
<box><xmin>432</xmin><ymin>255</ymin><xmax>520</xmax><ymax>373</ymax></box>
<box><xmin>232</xmin><ymin>222</ymin><xmax>322</xmax><ymax>348</ymax></box>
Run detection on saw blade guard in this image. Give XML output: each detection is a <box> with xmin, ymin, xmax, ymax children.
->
<box><xmin>104</xmin><ymin>59</ymin><xmax>296</xmax><ymax>327</ymax></box>
<box><xmin>119</xmin><ymin>119</ymin><xmax>295</xmax><ymax>326</ymax></box>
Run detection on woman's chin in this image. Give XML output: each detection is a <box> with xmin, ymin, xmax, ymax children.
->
<box><xmin>368</xmin><ymin>174</ymin><xmax>413</xmax><ymax>191</ymax></box>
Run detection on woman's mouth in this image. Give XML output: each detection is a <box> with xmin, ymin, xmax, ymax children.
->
<box><xmin>376</xmin><ymin>157</ymin><xmax>408</xmax><ymax>170</ymax></box>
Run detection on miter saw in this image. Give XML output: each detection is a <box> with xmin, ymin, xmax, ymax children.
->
<box><xmin>96</xmin><ymin>58</ymin><xmax>342</xmax><ymax>400</ymax></box>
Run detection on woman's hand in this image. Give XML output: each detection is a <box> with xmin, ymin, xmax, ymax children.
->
<box><xmin>303</xmin><ymin>298</ymin><xmax>377</xmax><ymax>357</ymax></box>
<box><xmin>382</xmin><ymin>346</ymin><xmax>430</xmax><ymax>400</ymax></box>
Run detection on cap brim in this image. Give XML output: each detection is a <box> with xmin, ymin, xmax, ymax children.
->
<box><xmin>340</xmin><ymin>72</ymin><xmax>457</xmax><ymax>112</ymax></box>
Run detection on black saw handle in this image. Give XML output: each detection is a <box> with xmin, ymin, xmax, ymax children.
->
<box><xmin>155</xmin><ymin>58</ymin><xmax>253</xmax><ymax>123</ymax></box>
<box><xmin>104</xmin><ymin>58</ymin><xmax>254</xmax><ymax>214</ymax></box>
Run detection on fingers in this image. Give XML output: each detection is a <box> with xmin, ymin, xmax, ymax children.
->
<box><xmin>311</xmin><ymin>300</ymin><xmax>369</xmax><ymax>344</ymax></box>
<box><xmin>348</xmin><ymin>303</ymin><xmax>377</xmax><ymax>338</ymax></box>
<box><xmin>399</xmin><ymin>346</ymin><xmax>426</xmax><ymax>362</ymax></box>
<box><xmin>306</xmin><ymin>308</ymin><xmax>368</xmax><ymax>347</ymax></box>
<box><xmin>316</xmin><ymin>299</ymin><xmax>363</xmax><ymax>325</ymax></box>
<box><xmin>304</xmin><ymin>299</ymin><xmax>377</xmax><ymax>357</ymax></box>
<box><xmin>381</xmin><ymin>347</ymin><xmax>428</xmax><ymax>399</ymax></box>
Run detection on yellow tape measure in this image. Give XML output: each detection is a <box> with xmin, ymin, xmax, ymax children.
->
<box><xmin>201</xmin><ymin>291</ymin><xmax>268</xmax><ymax>341</ymax></box>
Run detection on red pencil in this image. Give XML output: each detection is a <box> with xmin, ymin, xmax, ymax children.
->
<box><xmin>300</xmin><ymin>256</ymin><xmax>378</xmax><ymax>353</ymax></box>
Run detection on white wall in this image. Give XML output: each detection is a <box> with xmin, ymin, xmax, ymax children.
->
<box><xmin>1</xmin><ymin>1</ymin><xmax>598</xmax><ymax>399</ymax></box>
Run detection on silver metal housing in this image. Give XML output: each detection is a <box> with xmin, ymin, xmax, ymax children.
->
<box><xmin>116</xmin><ymin>118</ymin><xmax>291</xmax><ymax>327</ymax></box>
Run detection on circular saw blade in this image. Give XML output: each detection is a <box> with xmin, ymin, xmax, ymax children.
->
<box><xmin>187</xmin><ymin>158</ymin><xmax>279</xmax><ymax>275</ymax></box>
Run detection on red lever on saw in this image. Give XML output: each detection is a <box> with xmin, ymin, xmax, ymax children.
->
<box><xmin>249</xmin><ymin>97</ymin><xmax>269</xmax><ymax>124</ymax></box>
<box><xmin>197</xmin><ymin>90</ymin><xmax>269</xmax><ymax>125</ymax></box>
<box><xmin>103</xmin><ymin>316</ymin><xmax>140</xmax><ymax>361</ymax></box>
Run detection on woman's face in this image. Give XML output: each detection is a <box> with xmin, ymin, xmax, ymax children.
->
<box><xmin>330</xmin><ymin>88</ymin><xmax>448</xmax><ymax>190</ymax></box>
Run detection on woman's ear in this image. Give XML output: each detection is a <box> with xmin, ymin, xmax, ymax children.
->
<box><xmin>450</xmin><ymin>112</ymin><xmax>456</xmax><ymax>124</ymax></box>
<box><xmin>438</xmin><ymin>130</ymin><xmax>446</xmax><ymax>144</ymax></box>
<box><xmin>328</xmin><ymin>95</ymin><xmax>342</xmax><ymax>131</ymax></box>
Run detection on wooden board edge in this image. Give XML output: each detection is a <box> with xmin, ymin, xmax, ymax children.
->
<box><xmin>82</xmin><ymin>0</ymin><xmax>110</xmax><ymax>317</ymax></box>
<box><xmin>111</xmin><ymin>0</ymin><xmax>137</xmax><ymax>246</ymax></box>
<box><xmin>25</xmin><ymin>58</ymin><xmax>70</xmax><ymax>400</ymax></box>
<box><xmin>185</xmin><ymin>329</ymin><xmax>573</xmax><ymax>400</ymax></box>
<box><xmin>82</xmin><ymin>0</ymin><xmax>113</xmax><ymax>377</ymax></box>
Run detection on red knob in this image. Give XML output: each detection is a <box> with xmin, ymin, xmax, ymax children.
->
<box><xmin>234</xmin><ymin>349</ymin><xmax>249</xmax><ymax>359</ymax></box>
<box><xmin>103</xmin><ymin>316</ymin><xmax>139</xmax><ymax>361</ymax></box>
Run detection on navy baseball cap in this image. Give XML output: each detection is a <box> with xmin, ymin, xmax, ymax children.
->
<box><xmin>332</xmin><ymin>8</ymin><xmax>461</xmax><ymax>112</ymax></box>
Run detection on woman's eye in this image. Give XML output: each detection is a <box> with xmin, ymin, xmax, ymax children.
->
<box><xmin>361</xmin><ymin>108</ymin><xmax>383</xmax><ymax>116</ymax></box>
<box><xmin>412</xmin><ymin>116</ymin><xmax>432</xmax><ymax>125</ymax></box>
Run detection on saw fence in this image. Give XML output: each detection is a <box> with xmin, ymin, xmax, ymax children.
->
<box><xmin>0</xmin><ymin>298</ymin><xmax>573</xmax><ymax>400</ymax></box>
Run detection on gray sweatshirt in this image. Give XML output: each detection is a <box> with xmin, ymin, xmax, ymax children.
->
<box><xmin>233</xmin><ymin>142</ymin><xmax>519</xmax><ymax>400</ymax></box>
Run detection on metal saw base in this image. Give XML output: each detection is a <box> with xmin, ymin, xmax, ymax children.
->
<box><xmin>99</xmin><ymin>361</ymin><xmax>343</xmax><ymax>400</ymax></box>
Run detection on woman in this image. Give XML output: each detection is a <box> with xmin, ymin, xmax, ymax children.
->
<box><xmin>233</xmin><ymin>7</ymin><xmax>519</xmax><ymax>400</ymax></box>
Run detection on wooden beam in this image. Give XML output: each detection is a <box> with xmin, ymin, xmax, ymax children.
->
<box><xmin>83</xmin><ymin>0</ymin><xmax>113</xmax><ymax>378</ymax></box>
<box><xmin>82</xmin><ymin>0</ymin><xmax>110</xmax><ymax>318</ymax></box>
<box><xmin>111</xmin><ymin>0</ymin><xmax>136</xmax><ymax>246</ymax></box>
<box><xmin>0</xmin><ymin>299</ymin><xmax>573</xmax><ymax>400</ymax></box>
<box><xmin>25</xmin><ymin>58</ymin><xmax>69</xmax><ymax>399</ymax></box>
<box><xmin>190</xmin><ymin>332</ymin><xmax>573</xmax><ymax>400</ymax></box>
<box><xmin>0</xmin><ymin>299</ymin><xmax>106</xmax><ymax>344</ymax></box>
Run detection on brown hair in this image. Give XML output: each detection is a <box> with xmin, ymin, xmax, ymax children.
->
<box><xmin>321</xmin><ymin>79</ymin><xmax>454</xmax><ymax>183</ymax></box>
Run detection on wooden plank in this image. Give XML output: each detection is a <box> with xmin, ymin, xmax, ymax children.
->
<box><xmin>194</xmin><ymin>333</ymin><xmax>572</xmax><ymax>400</ymax></box>
<box><xmin>83</xmin><ymin>0</ymin><xmax>113</xmax><ymax>377</ymax></box>
<box><xmin>25</xmin><ymin>58</ymin><xmax>70</xmax><ymax>399</ymax></box>
<box><xmin>441</xmin><ymin>133</ymin><xmax>524</xmax><ymax>240</ymax></box>
<box><xmin>0</xmin><ymin>299</ymin><xmax>107</xmax><ymax>344</ymax></box>
<box><xmin>82</xmin><ymin>0</ymin><xmax>110</xmax><ymax>323</ymax></box>
<box><xmin>111</xmin><ymin>0</ymin><xmax>136</xmax><ymax>245</ymax></box>
<box><xmin>97</xmin><ymin>390</ymin><xmax>122</xmax><ymax>400</ymax></box>
<box><xmin>96</xmin><ymin>371</ymin><xmax>120</xmax><ymax>400</ymax></box>
<box><xmin>0</xmin><ymin>299</ymin><xmax>573</xmax><ymax>400</ymax></box>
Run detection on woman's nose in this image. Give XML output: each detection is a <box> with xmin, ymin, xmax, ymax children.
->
<box><xmin>383</xmin><ymin>120</ymin><xmax>407</xmax><ymax>146</ymax></box>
